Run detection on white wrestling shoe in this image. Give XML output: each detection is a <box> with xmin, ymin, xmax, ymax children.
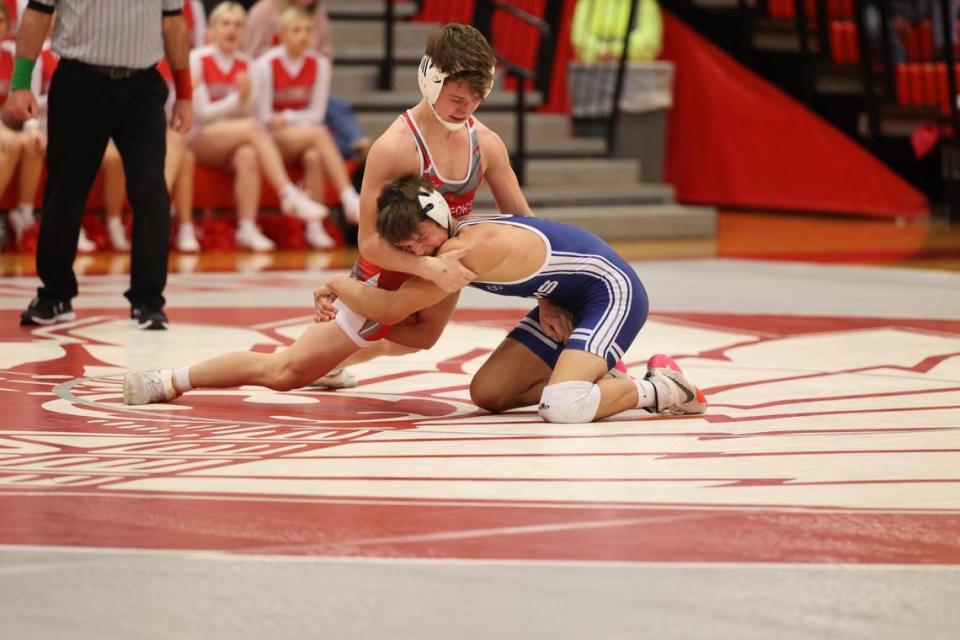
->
<box><xmin>123</xmin><ymin>369</ymin><xmax>181</xmax><ymax>405</ymax></box>
<box><xmin>644</xmin><ymin>354</ymin><xmax>707</xmax><ymax>415</ymax></box>
<box><xmin>305</xmin><ymin>220</ymin><xmax>335</xmax><ymax>250</ymax></box>
<box><xmin>281</xmin><ymin>186</ymin><xmax>329</xmax><ymax>222</ymax></box>
<box><xmin>309</xmin><ymin>368</ymin><xmax>357</xmax><ymax>389</ymax></box>
<box><xmin>236</xmin><ymin>223</ymin><xmax>276</xmax><ymax>252</ymax></box>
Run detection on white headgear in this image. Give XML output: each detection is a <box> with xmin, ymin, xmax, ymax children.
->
<box><xmin>417</xmin><ymin>186</ymin><xmax>453</xmax><ymax>236</ymax></box>
<box><xmin>417</xmin><ymin>55</ymin><xmax>495</xmax><ymax>131</ymax></box>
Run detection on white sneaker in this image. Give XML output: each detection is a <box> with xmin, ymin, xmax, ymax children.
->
<box><xmin>309</xmin><ymin>368</ymin><xmax>357</xmax><ymax>389</ymax></box>
<box><xmin>305</xmin><ymin>220</ymin><xmax>335</xmax><ymax>250</ymax></box>
<box><xmin>107</xmin><ymin>219</ymin><xmax>129</xmax><ymax>252</ymax></box>
<box><xmin>8</xmin><ymin>206</ymin><xmax>35</xmax><ymax>247</ymax></box>
<box><xmin>177</xmin><ymin>223</ymin><xmax>201</xmax><ymax>253</ymax></box>
<box><xmin>281</xmin><ymin>186</ymin><xmax>329</xmax><ymax>222</ymax></box>
<box><xmin>77</xmin><ymin>227</ymin><xmax>97</xmax><ymax>253</ymax></box>
<box><xmin>123</xmin><ymin>369</ymin><xmax>181</xmax><ymax>405</ymax></box>
<box><xmin>236</xmin><ymin>224</ymin><xmax>276</xmax><ymax>252</ymax></box>
<box><xmin>644</xmin><ymin>354</ymin><xmax>707</xmax><ymax>415</ymax></box>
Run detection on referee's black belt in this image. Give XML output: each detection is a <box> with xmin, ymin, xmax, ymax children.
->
<box><xmin>62</xmin><ymin>58</ymin><xmax>152</xmax><ymax>80</ymax></box>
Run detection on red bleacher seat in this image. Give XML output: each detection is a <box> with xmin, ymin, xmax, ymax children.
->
<box><xmin>896</xmin><ymin>62</ymin><xmax>953</xmax><ymax>114</ymax></box>
<box><xmin>830</xmin><ymin>20</ymin><xmax>859</xmax><ymax>64</ymax></box>
<box><xmin>2</xmin><ymin>161</ymin><xmax>357</xmax><ymax>215</ymax></box>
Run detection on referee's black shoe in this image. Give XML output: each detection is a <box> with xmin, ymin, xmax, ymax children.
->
<box><xmin>20</xmin><ymin>297</ymin><xmax>76</xmax><ymax>326</ymax></box>
<box><xmin>131</xmin><ymin>306</ymin><xmax>169</xmax><ymax>331</ymax></box>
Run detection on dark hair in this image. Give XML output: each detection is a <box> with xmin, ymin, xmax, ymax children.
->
<box><xmin>376</xmin><ymin>175</ymin><xmax>436</xmax><ymax>244</ymax></box>
<box><xmin>425</xmin><ymin>23</ymin><xmax>496</xmax><ymax>99</ymax></box>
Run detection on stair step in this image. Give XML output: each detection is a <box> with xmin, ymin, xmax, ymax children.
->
<box><xmin>325</xmin><ymin>0</ymin><xmax>419</xmax><ymax>20</ymax></box>
<box><xmin>879</xmin><ymin>105</ymin><xmax>940</xmax><ymax>137</ymax></box>
<box><xmin>332</xmin><ymin>21</ymin><xmax>437</xmax><ymax>61</ymax></box>
<box><xmin>476</xmin><ymin>183</ymin><xmax>675</xmax><ymax>209</ymax></box>
<box><xmin>472</xmin><ymin>204</ymin><xmax>717</xmax><ymax>240</ymax></box>
<box><xmin>332</xmin><ymin>61</ymin><xmax>531</xmax><ymax>93</ymax></box>
<box><xmin>348</xmin><ymin>89</ymin><xmax>543</xmax><ymax>112</ymax></box>
<box><xmin>356</xmin><ymin>112</ymin><xmax>607</xmax><ymax>155</ymax></box>
<box><xmin>814</xmin><ymin>64</ymin><xmax>864</xmax><ymax>95</ymax></box>
<box><xmin>751</xmin><ymin>20</ymin><xmax>820</xmax><ymax>53</ymax></box>
<box><xmin>524</xmin><ymin>158</ymin><xmax>641</xmax><ymax>186</ymax></box>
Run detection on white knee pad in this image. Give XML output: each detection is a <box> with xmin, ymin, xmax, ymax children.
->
<box><xmin>538</xmin><ymin>381</ymin><xmax>601</xmax><ymax>424</ymax></box>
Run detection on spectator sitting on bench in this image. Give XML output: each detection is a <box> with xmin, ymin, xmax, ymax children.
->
<box><xmin>244</xmin><ymin>1</ymin><xmax>371</xmax><ymax>173</ymax></box>
<box><xmin>189</xmin><ymin>1</ymin><xmax>332</xmax><ymax>251</ymax></box>
<box><xmin>253</xmin><ymin>5</ymin><xmax>360</xmax><ymax>248</ymax></box>
<box><xmin>1</xmin><ymin>3</ymin><xmax>46</xmax><ymax>251</ymax></box>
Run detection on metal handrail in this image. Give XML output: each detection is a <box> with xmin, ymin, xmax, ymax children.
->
<box><xmin>473</xmin><ymin>0</ymin><xmax>556</xmax><ymax>185</ymax></box>
<box><xmin>378</xmin><ymin>0</ymin><xmax>397</xmax><ymax>90</ymax></box>
<box><xmin>606</xmin><ymin>0</ymin><xmax>642</xmax><ymax>154</ymax></box>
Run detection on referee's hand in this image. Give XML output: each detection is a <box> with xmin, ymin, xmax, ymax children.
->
<box><xmin>170</xmin><ymin>98</ymin><xmax>193</xmax><ymax>133</ymax></box>
<box><xmin>2</xmin><ymin>90</ymin><xmax>38</xmax><ymax>129</ymax></box>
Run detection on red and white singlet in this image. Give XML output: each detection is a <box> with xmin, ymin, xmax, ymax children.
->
<box><xmin>342</xmin><ymin>110</ymin><xmax>485</xmax><ymax>344</ymax></box>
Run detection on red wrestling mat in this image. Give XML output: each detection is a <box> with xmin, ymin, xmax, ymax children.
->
<box><xmin>1</xmin><ymin>307</ymin><xmax>959</xmax><ymax>563</ymax></box>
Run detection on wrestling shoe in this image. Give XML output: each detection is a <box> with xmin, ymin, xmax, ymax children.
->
<box><xmin>281</xmin><ymin>186</ymin><xmax>329</xmax><ymax>222</ymax></box>
<box><xmin>309</xmin><ymin>368</ymin><xmax>357</xmax><ymax>389</ymax></box>
<box><xmin>644</xmin><ymin>354</ymin><xmax>707</xmax><ymax>415</ymax></box>
<box><xmin>606</xmin><ymin>360</ymin><xmax>629</xmax><ymax>379</ymax></box>
<box><xmin>20</xmin><ymin>297</ymin><xmax>75</xmax><ymax>326</ymax></box>
<box><xmin>123</xmin><ymin>369</ymin><xmax>180</xmax><ymax>405</ymax></box>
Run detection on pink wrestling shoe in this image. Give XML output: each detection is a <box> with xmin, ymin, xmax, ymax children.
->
<box><xmin>643</xmin><ymin>354</ymin><xmax>707</xmax><ymax>415</ymax></box>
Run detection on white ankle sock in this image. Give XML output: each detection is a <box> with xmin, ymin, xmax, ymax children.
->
<box><xmin>107</xmin><ymin>216</ymin><xmax>124</xmax><ymax>230</ymax></box>
<box><xmin>238</xmin><ymin>220</ymin><xmax>258</xmax><ymax>233</ymax></box>
<box><xmin>280</xmin><ymin>183</ymin><xmax>298</xmax><ymax>200</ymax></box>
<box><xmin>172</xmin><ymin>366</ymin><xmax>193</xmax><ymax>393</ymax></box>
<box><xmin>634</xmin><ymin>379</ymin><xmax>657</xmax><ymax>409</ymax></box>
<box><xmin>16</xmin><ymin>202</ymin><xmax>34</xmax><ymax>218</ymax></box>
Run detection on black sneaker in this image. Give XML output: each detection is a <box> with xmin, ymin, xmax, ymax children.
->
<box><xmin>131</xmin><ymin>306</ymin><xmax>169</xmax><ymax>330</ymax></box>
<box><xmin>20</xmin><ymin>297</ymin><xmax>76</xmax><ymax>326</ymax></box>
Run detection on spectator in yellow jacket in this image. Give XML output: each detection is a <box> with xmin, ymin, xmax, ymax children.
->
<box><xmin>571</xmin><ymin>0</ymin><xmax>663</xmax><ymax>63</ymax></box>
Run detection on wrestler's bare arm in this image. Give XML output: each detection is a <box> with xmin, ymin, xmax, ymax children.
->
<box><xmin>330</xmin><ymin>232</ymin><xmax>501</xmax><ymax>325</ymax></box>
<box><xmin>387</xmin><ymin>291</ymin><xmax>461</xmax><ymax>350</ymax></box>
<box><xmin>356</xmin><ymin>128</ymin><xmax>432</xmax><ymax>276</ymax></box>
<box><xmin>329</xmin><ymin>242</ymin><xmax>471</xmax><ymax>325</ymax></box>
<box><xmin>477</xmin><ymin>123</ymin><xmax>534</xmax><ymax>217</ymax></box>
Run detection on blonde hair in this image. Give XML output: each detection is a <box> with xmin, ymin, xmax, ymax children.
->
<box><xmin>209</xmin><ymin>1</ymin><xmax>246</xmax><ymax>25</ymax></box>
<box><xmin>278</xmin><ymin>5</ymin><xmax>313</xmax><ymax>31</ymax></box>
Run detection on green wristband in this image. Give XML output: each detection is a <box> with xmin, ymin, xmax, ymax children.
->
<box><xmin>11</xmin><ymin>57</ymin><xmax>36</xmax><ymax>92</ymax></box>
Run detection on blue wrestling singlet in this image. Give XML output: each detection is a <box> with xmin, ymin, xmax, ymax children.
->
<box><xmin>455</xmin><ymin>215</ymin><xmax>649</xmax><ymax>369</ymax></box>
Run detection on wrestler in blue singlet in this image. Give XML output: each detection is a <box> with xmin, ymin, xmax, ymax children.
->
<box><xmin>456</xmin><ymin>215</ymin><xmax>648</xmax><ymax>370</ymax></box>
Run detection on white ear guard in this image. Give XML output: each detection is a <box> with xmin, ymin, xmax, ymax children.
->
<box><xmin>417</xmin><ymin>187</ymin><xmax>453</xmax><ymax>235</ymax></box>
<box><xmin>417</xmin><ymin>55</ymin><xmax>495</xmax><ymax>106</ymax></box>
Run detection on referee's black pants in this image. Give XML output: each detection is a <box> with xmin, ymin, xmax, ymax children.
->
<box><xmin>36</xmin><ymin>59</ymin><xmax>171</xmax><ymax>310</ymax></box>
